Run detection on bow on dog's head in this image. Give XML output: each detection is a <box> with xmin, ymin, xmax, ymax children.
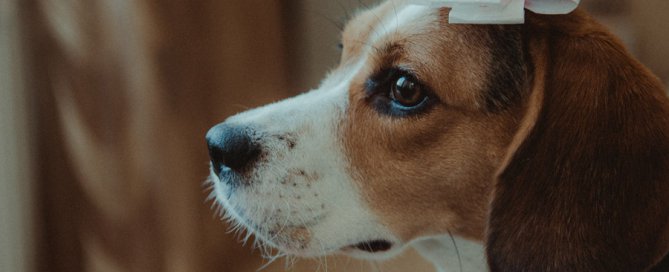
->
<box><xmin>206</xmin><ymin>1</ymin><xmax>669</xmax><ymax>270</ymax></box>
<box><xmin>486</xmin><ymin>10</ymin><xmax>669</xmax><ymax>271</ymax></box>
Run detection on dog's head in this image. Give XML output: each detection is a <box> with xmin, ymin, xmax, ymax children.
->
<box><xmin>207</xmin><ymin>0</ymin><xmax>669</xmax><ymax>270</ymax></box>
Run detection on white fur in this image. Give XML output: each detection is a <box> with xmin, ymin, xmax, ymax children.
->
<box><xmin>369</xmin><ymin>4</ymin><xmax>435</xmax><ymax>43</ymax></box>
<box><xmin>209</xmin><ymin>2</ymin><xmax>488</xmax><ymax>271</ymax></box>
<box><xmin>211</xmin><ymin>58</ymin><xmax>402</xmax><ymax>257</ymax></box>
<box><xmin>413</xmin><ymin>236</ymin><xmax>488</xmax><ymax>272</ymax></box>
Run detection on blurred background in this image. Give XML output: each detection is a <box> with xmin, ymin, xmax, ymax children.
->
<box><xmin>1</xmin><ymin>0</ymin><xmax>668</xmax><ymax>271</ymax></box>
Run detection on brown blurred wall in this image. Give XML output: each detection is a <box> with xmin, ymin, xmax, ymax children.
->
<box><xmin>1</xmin><ymin>1</ymin><xmax>34</xmax><ymax>271</ymax></box>
<box><xmin>8</xmin><ymin>0</ymin><xmax>669</xmax><ymax>272</ymax></box>
<box><xmin>25</xmin><ymin>0</ymin><xmax>291</xmax><ymax>271</ymax></box>
<box><xmin>630</xmin><ymin>0</ymin><xmax>669</xmax><ymax>85</ymax></box>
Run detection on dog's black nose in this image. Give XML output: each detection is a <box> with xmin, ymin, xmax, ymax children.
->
<box><xmin>206</xmin><ymin>124</ymin><xmax>261</xmax><ymax>177</ymax></box>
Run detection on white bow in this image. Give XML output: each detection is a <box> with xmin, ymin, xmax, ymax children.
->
<box><xmin>408</xmin><ymin>0</ymin><xmax>580</xmax><ymax>24</ymax></box>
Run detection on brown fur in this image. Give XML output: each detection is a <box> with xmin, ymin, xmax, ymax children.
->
<box><xmin>342</xmin><ymin>1</ymin><xmax>522</xmax><ymax>241</ymax></box>
<box><xmin>488</xmin><ymin>10</ymin><xmax>669</xmax><ymax>271</ymax></box>
<box><xmin>341</xmin><ymin>1</ymin><xmax>669</xmax><ymax>271</ymax></box>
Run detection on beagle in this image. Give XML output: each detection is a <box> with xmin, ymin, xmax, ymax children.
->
<box><xmin>206</xmin><ymin>0</ymin><xmax>669</xmax><ymax>271</ymax></box>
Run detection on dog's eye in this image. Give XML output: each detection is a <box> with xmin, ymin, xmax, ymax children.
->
<box><xmin>365</xmin><ymin>68</ymin><xmax>435</xmax><ymax>117</ymax></box>
<box><xmin>390</xmin><ymin>76</ymin><xmax>425</xmax><ymax>108</ymax></box>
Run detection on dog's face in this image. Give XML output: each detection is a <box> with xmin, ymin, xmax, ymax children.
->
<box><xmin>209</xmin><ymin>0</ymin><xmax>669</xmax><ymax>270</ymax></box>
<box><xmin>207</xmin><ymin>0</ymin><xmax>525</xmax><ymax>259</ymax></box>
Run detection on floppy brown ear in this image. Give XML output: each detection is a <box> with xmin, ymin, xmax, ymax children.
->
<box><xmin>486</xmin><ymin>10</ymin><xmax>669</xmax><ymax>272</ymax></box>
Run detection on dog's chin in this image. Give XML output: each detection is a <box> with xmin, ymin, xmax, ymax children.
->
<box><xmin>224</xmin><ymin>212</ymin><xmax>405</xmax><ymax>260</ymax></box>
<box><xmin>208</xmin><ymin>169</ymin><xmax>406</xmax><ymax>261</ymax></box>
<box><xmin>218</xmin><ymin>210</ymin><xmax>404</xmax><ymax>260</ymax></box>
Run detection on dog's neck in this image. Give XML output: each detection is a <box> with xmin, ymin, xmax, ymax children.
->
<box><xmin>413</xmin><ymin>236</ymin><xmax>669</xmax><ymax>271</ymax></box>
<box><xmin>412</xmin><ymin>236</ymin><xmax>488</xmax><ymax>272</ymax></box>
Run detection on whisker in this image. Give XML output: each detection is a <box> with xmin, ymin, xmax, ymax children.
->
<box><xmin>305</xmin><ymin>4</ymin><xmax>347</xmax><ymax>32</ymax></box>
<box><xmin>392</xmin><ymin>0</ymin><xmax>399</xmax><ymax>33</ymax></box>
<box><xmin>257</xmin><ymin>252</ymin><xmax>285</xmax><ymax>271</ymax></box>
<box><xmin>231</xmin><ymin>103</ymin><xmax>252</xmax><ymax>111</ymax></box>
<box><xmin>347</xmin><ymin>39</ymin><xmax>382</xmax><ymax>53</ymax></box>
<box><xmin>447</xmin><ymin>231</ymin><xmax>463</xmax><ymax>272</ymax></box>
<box><xmin>357</xmin><ymin>0</ymin><xmax>370</xmax><ymax>10</ymax></box>
<box><xmin>243</xmin><ymin>230</ymin><xmax>254</xmax><ymax>246</ymax></box>
<box><xmin>372</xmin><ymin>261</ymin><xmax>383</xmax><ymax>272</ymax></box>
<box><xmin>335</xmin><ymin>0</ymin><xmax>352</xmax><ymax>22</ymax></box>
<box><xmin>284</xmin><ymin>255</ymin><xmax>297</xmax><ymax>271</ymax></box>
<box><xmin>319</xmin><ymin>12</ymin><xmax>346</xmax><ymax>32</ymax></box>
<box><xmin>367</xmin><ymin>3</ymin><xmax>389</xmax><ymax>43</ymax></box>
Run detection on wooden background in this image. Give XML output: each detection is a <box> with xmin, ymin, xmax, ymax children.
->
<box><xmin>2</xmin><ymin>0</ymin><xmax>668</xmax><ymax>271</ymax></box>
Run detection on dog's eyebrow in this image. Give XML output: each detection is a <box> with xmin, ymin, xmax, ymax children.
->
<box><xmin>373</xmin><ymin>42</ymin><xmax>406</xmax><ymax>68</ymax></box>
<box><xmin>362</xmin><ymin>42</ymin><xmax>408</xmax><ymax>97</ymax></box>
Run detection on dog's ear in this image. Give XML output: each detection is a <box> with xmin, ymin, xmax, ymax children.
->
<box><xmin>486</xmin><ymin>10</ymin><xmax>669</xmax><ymax>271</ymax></box>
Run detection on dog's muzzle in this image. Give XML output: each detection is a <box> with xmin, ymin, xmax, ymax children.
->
<box><xmin>205</xmin><ymin>124</ymin><xmax>261</xmax><ymax>185</ymax></box>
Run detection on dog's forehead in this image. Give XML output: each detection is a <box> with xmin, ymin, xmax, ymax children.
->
<box><xmin>340</xmin><ymin>1</ymin><xmax>499</xmax><ymax>111</ymax></box>
<box><xmin>342</xmin><ymin>2</ymin><xmax>440</xmax><ymax>57</ymax></box>
<box><xmin>370</xmin><ymin>4</ymin><xmax>436</xmax><ymax>41</ymax></box>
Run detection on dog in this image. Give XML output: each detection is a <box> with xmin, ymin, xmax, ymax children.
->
<box><xmin>206</xmin><ymin>0</ymin><xmax>669</xmax><ymax>271</ymax></box>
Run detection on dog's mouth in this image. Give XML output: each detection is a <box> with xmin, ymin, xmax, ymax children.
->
<box><xmin>346</xmin><ymin>240</ymin><xmax>394</xmax><ymax>253</ymax></box>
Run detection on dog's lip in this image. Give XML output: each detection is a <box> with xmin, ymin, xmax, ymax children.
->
<box><xmin>344</xmin><ymin>240</ymin><xmax>394</xmax><ymax>253</ymax></box>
